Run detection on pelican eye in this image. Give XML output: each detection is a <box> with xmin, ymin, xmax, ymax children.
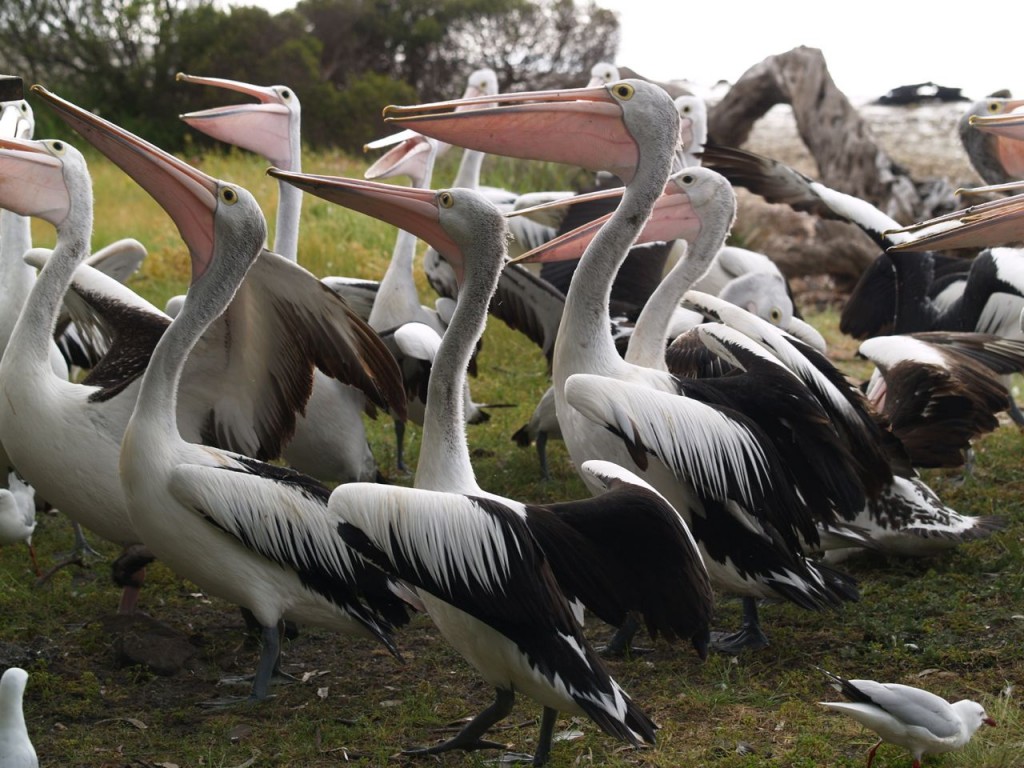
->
<box><xmin>49</xmin><ymin>140</ymin><xmax>66</xmax><ymax>155</ymax></box>
<box><xmin>770</xmin><ymin>307</ymin><xmax>782</xmax><ymax>323</ymax></box>
<box><xmin>19</xmin><ymin>102</ymin><xmax>28</xmax><ymax>113</ymax></box>
<box><xmin>988</xmin><ymin>101</ymin><xmax>1001</xmax><ymax>114</ymax></box>
<box><xmin>611</xmin><ymin>82</ymin><xmax>635</xmax><ymax>100</ymax></box>
<box><xmin>681</xmin><ymin>173</ymin><xmax>695</xmax><ymax>185</ymax></box>
<box><xmin>681</xmin><ymin>104</ymin><xmax>692</xmax><ymax>115</ymax></box>
<box><xmin>438</xmin><ymin>191</ymin><xmax>454</xmax><ymax>208</ymax></box>
<box><xmin>220</xmin><ymin>186</ymin><xmax>239</xmax><ymax>205</ymax></box>
<box><xmin>280</xmin><ymin>88</ymin><xmax>292</xmax><ymax>101</ymax></box>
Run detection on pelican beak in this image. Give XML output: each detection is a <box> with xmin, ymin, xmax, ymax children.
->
<box><xmin>33</xmin><ymin>84</ymin><xmax>220</xmax><ymax>280</ymax></box>
<box><xmin>0</xmin><ymin>137</ymin><xmax>68</xmax><ymax>225</ymax></box>
<box><xmin>363</xmin><ymin>133</ymin><xmax>438</xmax><ymax>183</ymax></box>
<box><xmin>384</xmin><ymin>83</ymin><xmax>641</xmax><ymax>182</ymax></box>
<box><xmin>886</xmin><ymin>193</ymin><xmax>1024</xmax><ymax>251</ymax></box>
<box><xmin>968</xmin><ymin>98</ymin><xmax>1024</xmax><ymax>140</ymax></box>
<box><xmin>511</xmin><ymin>175</ymin><xmax>703</xmax><ymax>264</ymax></box>
<box><xmin>269</xmin><ymin>168</ymin><xmax>465</xmax><ymax>279</ymax></box>
<box><xmin>177</xmin><ymin>72</ymin><xmax>293</xmax><ymax>168</ymax></box>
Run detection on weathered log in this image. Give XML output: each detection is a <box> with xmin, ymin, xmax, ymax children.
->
<box><xmin>707</xmin><ymin>47</ymin><xmax>957</xmax><ymax>286</ymax></box>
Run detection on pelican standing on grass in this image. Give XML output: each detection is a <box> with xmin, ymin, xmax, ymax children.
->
<box><xmin>33</xmin><ymin>84</ymin><xmax>414</xmax><ymax>704</ymax></box>
<box><xmin>385</xmin><ymin>78</ymin><xmax>861</xmax><ymax>652</ymax></box>
<box><xmin>269</xmin><ymin>167</ymin><xmax>707</xmax><ymax>763</ymax></box>
<box><xmin>177</xmin><ymin>72</ymin><xmax>381</xmax><ymax>484</ymax></box>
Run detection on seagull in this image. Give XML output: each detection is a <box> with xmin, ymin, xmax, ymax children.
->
<box><xmin>0</xmin><ymin>667</ymin><xmax>38</xmax><ymax>768</ymax></box>
<box><xmin>819</xmin><ymin>668</ymin><xmax>996</xmax><ymax>768</ymax></box>
<box><xmin>0</xmin><ymin>472</ymin><xmax>38</xmax><ymax>576</ymax></box>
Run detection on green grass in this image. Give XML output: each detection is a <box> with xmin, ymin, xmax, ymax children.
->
<box><xmin>6</xmin><ymin>147</ymin><xmax>1024</xmax><ymax>767</ymax></box>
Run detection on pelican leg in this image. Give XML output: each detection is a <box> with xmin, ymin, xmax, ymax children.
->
<box><xmin>599</xmin><ymin>614</ymin><xmax>652</xmax><ymax>658</ymax></box>
<box><xmin>35</xmin><ymin>517</ymin><xmax>106</xmax><ymax>586</ymax></box>
<box><xmin>395</xmin><ymin>419</ymin><xmax>409</xmax><ymax>473</ymax></box>
<box><xmin>1007</xmin><ymin>396</ymin><xmax>1024</xmax><ymax>427</ymax></box>
<box><xmin>250</xmin><ymin>624</ymin><xmax>280</xmax><ymax>700</ymax></box>
<box><xmin>111</xmin><ymin>544</ymin><xmax>154</xmax><ymax>614</ymax></box>
<box><xmin>70</xmin><ymin>520</ymin><xmax>102</xmax><ymax>559</ymax></box>
<box><xmin>532</xmin><ymin>706</ymin><xmax>559</xmax><ymax>766</ymax></box>
<box><xmin>536</xmin><ymin>431</ymin><xmax>550</xmax><ymax>481</ymax></box>
<box><xmin>709</xmin><ymin>597</ymin><xmax>770</xmax><ymax>654</ymax></box>
<box><xmin>403</xmin><ymin>687</ymin><xmax>514</xmax><ymax>757</ymax></box>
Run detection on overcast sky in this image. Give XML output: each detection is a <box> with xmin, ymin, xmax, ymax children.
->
<box><xmin>239</xmin><ymin>0</ymin><xmax>1020</xmax><ymax>105</ymax></box>
<box><xmin>593</xmin><ymin>0</ymin><xmax>1020</xmax><ymax>104</ymax></box>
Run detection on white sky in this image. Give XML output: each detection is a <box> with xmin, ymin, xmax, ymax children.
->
<box><xmin>240</xmin><ymin>0</ymin><xmax>1021</xmax><ymax>105</ymax></box>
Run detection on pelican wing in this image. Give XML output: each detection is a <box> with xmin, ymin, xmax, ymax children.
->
<box><xmin>179</xmin><ymin>251</ymin><xmax>406</xmax><ymax>459</ymax></box>
<box><xmin>169</xmin><ymin>457</ymin><xmax>412</xmax><ymax>644</ymax></box>
<box><xmin>564</xmin><ymin>373</ymin><xmax>775</xmax><ymax>506</ymax></box>
<box><xmin>332</xmin><ymin>483</ymin><xmax>579</xmax><ymax>634</ymax></box>
<box><xmin>533</xmin><ymin>461</ymin><xmax>713</xmax><ymax>649</ymax></box>
<box><xmin>33</xmin><ymin>259</ymin><xmax>170</xmax><ymax>398</ymax></box>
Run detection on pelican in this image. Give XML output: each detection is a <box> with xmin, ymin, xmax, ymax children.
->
<box><xmin>177</xmin><ymin>72</ymin><xmax>381</xmax><ymax>484</ymax></box>
<box><xmin>270</xmin><ymin>171</ymin><xmax>710</xmax><ymax>763</ymax></box>
<box><xmin>958</xmin><ymin>95</ymin><xmax>1024</xmax><ymax>186</ymax></box>
<box><xmin>383</xmin><ymin>79</ymin><xmax>860</xmax><ymax>652</ymax></box>
<box><xmin>0</xmin><ymin>84</ymin><xmax>404</xmax><ymax>619</ymax></box>
<box><xmin>679</xmin><ymin>290</ymin><xmax>1007</xmax><ymax>559</ymax></box>
<box><xmin>31</xmin><ymin>86</ymin><xmax>416</xmax><ymax>704</ymax></box>
<box><xmin>860</xmin><ymin>332</ymin><xmax>1024</xmax><ymax>469</ymax></box>
<box><xmin>350</xmin><ymin>70</ymin><xmax>512</xmax><ymax>471</ymax></box>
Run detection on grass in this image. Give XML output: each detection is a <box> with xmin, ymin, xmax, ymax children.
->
<box><xmin>5</xmin><ymin>145</ymin><xmax>1024</xmax><ymax>767</ymax></box>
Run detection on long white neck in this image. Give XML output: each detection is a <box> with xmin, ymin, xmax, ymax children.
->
<box><xmin>368</xmin><ymin>227</ymin><xmax>422</xmax><ymax>330</ymax></box>
<box><xmin>0</xmin><ymin>208</ymin><xmax>35</xmax><ymax>348</ymax></box>
<box><xmin>414</xmin><ymin>207</ymin><xmax>505</xmax><ymax>494</ymax></box>
<box><xmin>625</xmin><ymin>191</ymin><xmax>734</xmax><ymax>369</ymax></box>
<box><xmin>272</xmin><ymin>126</ymin><xmax>302</xmax><ymax>262</ymax></box>
<box><xmin>452</xmin><ymin>147</ymin><xmax>485</xmax><ymax>189</ymax></box>
<box><xmin>0</xmin><ymin>678</ymin><xmax>27</xmax><ymax>735</ymax></box>
<box><xmin>2</xmin><ymin>192</ymin><xmax>91</xmax><ymax>374</ymax></box>
<box><xmin>369</xmin><ymin>144</ymin><xmax>439</xmax><ymax>331</ymax></box>
<box><xmin>131</xmin><ymin>239</ymin><xmax>263</xmax><ymax>439</ymax></box>
<box><xmin>552</xmin><ymin>153</ymin><xmax>671</xmax><ymax>391</ymax></box>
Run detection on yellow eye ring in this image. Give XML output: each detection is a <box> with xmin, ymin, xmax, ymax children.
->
<box><xmin>49</xmin><ymin>140</ymin><xmax>66</xmax><ymax>155</ymax></box>
<box><xmin>770</xmin><ymin>308</ymin><xmax>782</xmax><ymax>323</ymax></box>
<box><xmin>438</xmin><ymin>191</ymin><xmax>454</xmax><ymax>208</ymax></box>
<box><xmin>611</xmin><ymin>82</ymin><xmax>635</xmax><ymax>101</ymax></box>
<box><xmin>220</xmin><ymin>187</ymin><xmax>239</xmax><ymax>205</ymax></box>
<box><xmin>988</xmin><ymin>101</ymin><xmax>1002</xmax><ymax>114</ymax></box>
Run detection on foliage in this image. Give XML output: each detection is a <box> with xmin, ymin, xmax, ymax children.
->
<box><xmin>0</xmin><ymin>0</ymin><xmax>619</xmax><ymax>152</ymax></box>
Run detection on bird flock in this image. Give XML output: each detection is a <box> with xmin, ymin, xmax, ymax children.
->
<box><xmin>0</xmin><ymin>61</ymin><xmax>1020</xmax><ymax>766</ymax></box>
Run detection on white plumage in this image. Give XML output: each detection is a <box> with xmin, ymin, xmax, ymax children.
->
<box><xmin>819</xmin><ymin>669</ymin><xmax>996</xmax><ymax>768</ymax></box>
<box><xmin>0</xmin><ymin>667</ymin><xmax>37</xmax><ymax>768</ymax></box>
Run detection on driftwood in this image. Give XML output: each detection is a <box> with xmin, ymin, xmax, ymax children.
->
<box><xmin>705</xmin><ymin>47</ymin><xmax>956</xmax><ymax>287</ymax></box>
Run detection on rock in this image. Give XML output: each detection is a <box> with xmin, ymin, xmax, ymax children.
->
<box><xmin>100</xmin><ymin>613</ymin><xmax>198</xmax><ymax>677</ymax></box>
